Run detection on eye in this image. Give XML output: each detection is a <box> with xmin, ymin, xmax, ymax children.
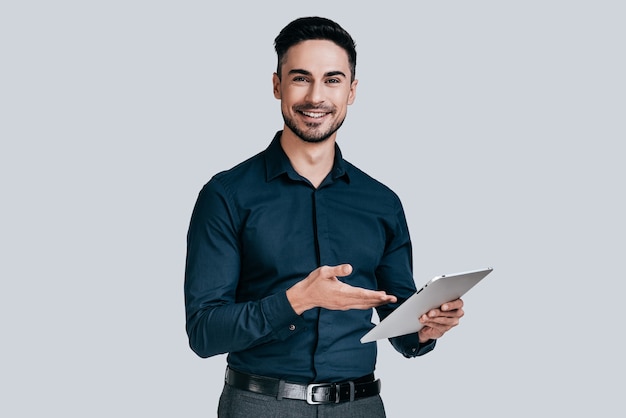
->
<box><xmin>292</xmin><ymin>76</ymin><xmax>309</xmax><ymax>83</ymax></box>
<box><xmin>326</xmin><ymin>78</ymin><xmax>341</xmax><ymax>84</ymax></box>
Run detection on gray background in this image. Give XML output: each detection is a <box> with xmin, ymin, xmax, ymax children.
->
<box><xmin>1</xmin><ymin>1</ymin><xmax>624</xmax><ymax>417</ymax></box>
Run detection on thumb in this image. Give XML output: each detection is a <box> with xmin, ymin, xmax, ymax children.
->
<box><xmin>334</xmin><ymin>263</ymin><xmax>353</xmax><ymax>277</ymax></box>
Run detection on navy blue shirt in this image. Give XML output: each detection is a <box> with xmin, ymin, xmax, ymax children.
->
<box><xmin>184</xmin><ymin>131</ymin><xmax>435</xmax><ymax>383</ymax></box>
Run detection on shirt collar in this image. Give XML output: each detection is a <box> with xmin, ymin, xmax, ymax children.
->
<box><xmin>265</xmin><ymin>131</ymin><xmax>350</xmax><ymax>184</ymax></box>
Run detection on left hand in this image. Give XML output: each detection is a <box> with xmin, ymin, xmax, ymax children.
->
<box><xmin>417</xmin><ymin>298</ymin><xmax>464</xmax><ymax>343</ymax></box>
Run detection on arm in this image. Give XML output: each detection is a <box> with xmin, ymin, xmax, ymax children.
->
<box><xmin>184</xmin><ymin>180</ymin><xmax>304</xmax><ymax>358</ymax></box>
<box><xmin>374</xmin><ymin>198</ymin><xmax>464</xmax><ymax>357</ymax></box>
<box><xmin>185</xmin><ymin>179</ymin><xmax>399</xmax><ymax>358</ymax></box>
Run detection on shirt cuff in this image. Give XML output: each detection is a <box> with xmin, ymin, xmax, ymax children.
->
<box><xmin>261</xmin><ymin>291</ymin><xmax>307</xmax><ymax>341</ymax></box>
<box><xmin>390</xmin><ymin>333</ymin><xmax>437</xmax><ymax>358</ymax></box>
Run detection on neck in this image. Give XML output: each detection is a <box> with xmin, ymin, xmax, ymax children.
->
<box><xmin>279</xmin><ymin>129</ymin><xmax>336</xmax><ymax>188</ymax></box>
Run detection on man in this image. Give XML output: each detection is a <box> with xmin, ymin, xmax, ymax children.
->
<box><xmin>185</xmin><ymin>16</ymin><xmax>465</xmax><ymax>417</ymax></box>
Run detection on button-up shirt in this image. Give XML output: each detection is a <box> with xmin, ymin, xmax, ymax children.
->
<box><xmin>184</xmin><ymin>131</ymin><xmax>435</xmax><ymax>383</ymax></box>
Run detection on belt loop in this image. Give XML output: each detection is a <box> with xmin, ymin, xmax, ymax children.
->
<box><xmin>276</xmin><ymin>379</ymin><xmax>285</xmax><ymax>401</ymax></box>
<box><xmin>348</xmin><ymin>381</ymin><xmax>355</xmax><ymax>402</ymax></box>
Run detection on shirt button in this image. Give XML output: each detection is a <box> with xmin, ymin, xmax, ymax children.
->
<box><xmin>411</xmin><ymin>348</ymin><xmax>417</xmax><ymax>353</ymax></box>
<box><xmin>289</xmin><ymin>324</ymin><xmax>296</xmax><ymax>331</ymax></box>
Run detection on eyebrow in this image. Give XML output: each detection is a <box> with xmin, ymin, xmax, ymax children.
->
<box><xmin>288</xmin><ymin>69</ymin><xmax>347</xmax><ymax>78</ymax></box>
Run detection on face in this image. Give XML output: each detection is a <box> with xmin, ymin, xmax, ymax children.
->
<box><xmin>273</xmin><ymin>40</ymin><xmax>358</xmax><ymax>143</ymax></box>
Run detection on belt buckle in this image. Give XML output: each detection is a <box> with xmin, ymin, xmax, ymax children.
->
<box><xmin>306</xmin><ymin>383</ymin><xmax>339</xmax><ymax>405</ymax></box>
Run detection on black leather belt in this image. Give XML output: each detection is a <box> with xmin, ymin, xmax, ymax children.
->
<box><xmin>225</xmin><ymin>367</ymin><xmax>381</xmax><ymax>405</ymax></box>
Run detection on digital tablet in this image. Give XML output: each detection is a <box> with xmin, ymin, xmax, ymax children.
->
<box><xmin>360</xmin><ymin>267</ymin><xmax>493</xmax><ymax>343</ymax></box>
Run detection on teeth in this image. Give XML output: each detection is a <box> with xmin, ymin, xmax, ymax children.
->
<box><xmin>302</xmin><ymin>111</ymin><xmax>326</xmax><ymax>118</ymax></box>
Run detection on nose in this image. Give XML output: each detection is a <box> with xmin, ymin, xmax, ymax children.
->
<box><xmin>305</xmin><ymin>80</ymin><xmax>324</xmax><ymax>104</ymax></box>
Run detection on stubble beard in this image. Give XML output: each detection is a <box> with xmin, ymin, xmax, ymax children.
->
<box><xmin>282</xmin><ymin>107</ymin><xmax>346</xmax><ymax>144</ymax></box>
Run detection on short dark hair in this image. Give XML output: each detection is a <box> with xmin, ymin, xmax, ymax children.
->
<box><xmin>274</xmin><ymin>16</ymin><xmax>357</xmax><ymax>81</ymax></box>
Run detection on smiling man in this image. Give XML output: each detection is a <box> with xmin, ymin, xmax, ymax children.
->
<box><xmin>184</xmin><ymin>16</ymin><xmax>465</xmax><ymax>417</ymax></box>
<box><xmin>274</xmin><ymin>39</ymin><xmax>355</xmax><ymax>145</ymax></box>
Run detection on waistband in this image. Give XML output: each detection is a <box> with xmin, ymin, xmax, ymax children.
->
<box><xmin>224</xmin><ymin>367</ymin><xmax>381</xmax><ymax>405</ymax></box>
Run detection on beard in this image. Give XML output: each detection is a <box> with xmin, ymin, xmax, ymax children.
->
<box><xmin>282</xmin><ymin>105</ymin><xmax>346</xmax><ymax>143</ymax></box>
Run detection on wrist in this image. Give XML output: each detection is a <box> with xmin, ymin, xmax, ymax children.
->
<box><xmin>286</xmin><ymin>281</ymin><xmax>311</xmax><ymax>315</ymax></box>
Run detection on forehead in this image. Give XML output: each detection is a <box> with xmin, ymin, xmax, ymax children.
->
<box><xmin>281</xmin><ymin>39</ymin><xmax>351</xmax><ymax>75</ymax></box>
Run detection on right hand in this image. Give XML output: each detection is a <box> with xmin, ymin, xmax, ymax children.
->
<box><xmin>286</xmin><ymin>264</ymin><xmax>397</xmax><ymax>315</ymax></box>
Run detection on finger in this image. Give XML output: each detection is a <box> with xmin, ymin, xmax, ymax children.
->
<box><xmin>441</xmin><ymin>298</ymin><xmax>464</xmax><ymax>311</ymax></box>
<box><xmin>422</xmin><ymin>307</ymin><xmax>464</xmax><ymax>323</ymax></box>
<box><xmin>326</xmin><ymin>263</ymin><xmax>353</xmax><ymax>278</ymax></box>
<box><xmin>339</xmin><ymin>263</ymin><xmax>353</xmax><ymax>277</ymax></box>
<box><xmin>347</xmin><ymin>297</ymin><xmax>396</xmax><ymax>310</ymax></box>
<box><xmin>438</xmin><ymin>307</ymin><xmax>464</xmax><ymax>318</ymax></box>
<box><xmin>340</xmin><ymin>285</ymin><xmax>397</xmax><ymax>307</ymax></box>
<box><xmin>427</xmin><ymin>308</ymin><xmax>441</xmax><ymax>318</ymax></box>
<box><xmin>348</xmin><ymin>287</ymin><xmax>397</xmax><ymax>304</ymax></box>
<box><xmin>421</xmin><ymin>306</ymin><xmax>461</xmax><ymax>322</ymax></box>
<box><xmin>420</xmin><ymin>308</ymin><xmax>443</xmax><ymax>320</ymax></box>
<box><xmin>420</xmin><ymin>315</ymin><xmax>461</xmax><ymax>329</ymax></box>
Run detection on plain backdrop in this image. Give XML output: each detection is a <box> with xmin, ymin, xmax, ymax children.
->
<box><xmin>1</xmin><ymin>1</ymin><xmax>624</xmax><ymax>417</ymax></box>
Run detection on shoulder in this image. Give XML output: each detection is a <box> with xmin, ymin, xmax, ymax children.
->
<box><xmin>191</xmin><ymin>150</ymin><xmax>266</xmax><ymax>222</ymax></box>
<box><xmin>343</xmin><ymin>159</ymin><xmax>403</xmax><ymax>208</ymax></box>
<box><xmin>202</xmin><ymin>149</ymin><xmax>265</xmax><ymax>195</ymax></box>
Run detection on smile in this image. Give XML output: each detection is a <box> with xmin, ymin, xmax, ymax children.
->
<box><xmin>300</xmin><ymin>111</ymin><xmax>328</xmax><ymax>119</ymax></box>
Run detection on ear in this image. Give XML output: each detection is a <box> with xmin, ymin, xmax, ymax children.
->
<box><xmin>347</xmin><ymin>79</ymin><xmax>358</xmax><ymax>105</ymax></box>
<box><xmin>272</xmin><ymin>73</ymin><xmax>281</xmax><ymax>99</ymax></box>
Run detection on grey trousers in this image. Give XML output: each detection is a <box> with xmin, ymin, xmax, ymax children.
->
<box><xmin>218</xmin><ymin>384</ymin><xmax>387</xmax><ymax>418</ymax></box>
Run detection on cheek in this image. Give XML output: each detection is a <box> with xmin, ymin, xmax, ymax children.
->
<box><xmin>343</xmin><ymin>93</ymin><xmax>353</xmax><ymax>105</ymax></box>
<box><xmin>280</xmin><ymin>90</ymin><xmax>301</xmax><ymax>108</ymax></box>
<box><xmin>332</xmin><ymin>90</ymin><xmax>354</xmax><ymax>107</ymax></box>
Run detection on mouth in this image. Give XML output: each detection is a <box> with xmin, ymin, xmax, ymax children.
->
<box><xmin>294</xmin><ymin>104</ymin><xmax>334</xmax><ymax>121</ymax></box>
<box><xmin>299</xmin><ymin>110</ymin><xmax>329</xmax><ymax>119</ymax></box>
